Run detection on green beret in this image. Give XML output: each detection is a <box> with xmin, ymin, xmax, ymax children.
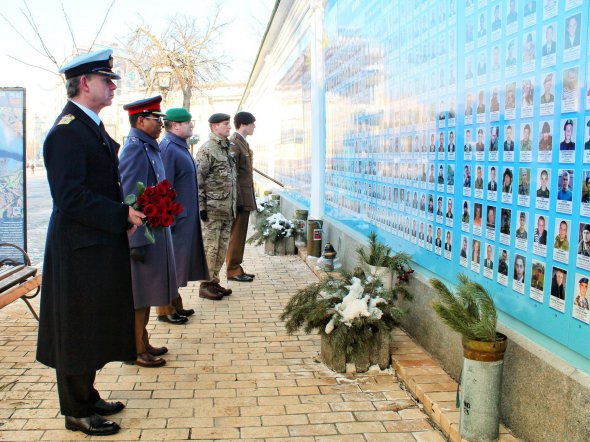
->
<box><xmin>165</xmin><ymin>108</ymin><xmax>192</xmax><ymax>122</ymax></box>
<box><xmin>208</xmin><ymin>113</ymin><xmax>231</xmax><ymax>124</ymax></box>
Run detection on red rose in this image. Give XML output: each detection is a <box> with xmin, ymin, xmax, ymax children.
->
<box><xmin>162</xmin><ymin>197</ymin><xmax>173</xmax><ymax>210</ymax></box>
<box><xmin>156</xmin><ymin>182</ymin><xmax>168</xmax><ymax>195</ymax></box>
<box><xmin>171</xmin><ymin>202</ymin><xmax>183</xmax><ymax>215</ymax></box>
<box><xmin>137</xmin><ymin>194</ymin><xmax>149</xmax><ymax>207</ymax></box>
<box><xmin>161</xmin><ymin>214</ymin><xmax>174</xmax><ymax>227</ymax></box>
<box><xmin>160</xmin><ymin>179</ymin><xmax>171</xmax><ymax>190</ymax></box>
<box><xmin>144</xmin><ymin>204</ymin><xmax>158</xmax><ymax>217</ymax></box>
<box><xmin>167</xmin><ymin>189</ymin><xmax>177</xmax><ymax>199</ymax></box>
<box><xmin>149</xmin><ymin>216</ymin><xmax>162</xmax><ymax>228</ymax></box>
<box><xmin>150</xmin><ymin>194</ymin><xmax>163</xmax><ymax>206</ymax></box>
<box><xmin>144</xmin><ymin>187</ymin><xmax>155</xmax><ymax>197</ymax></box>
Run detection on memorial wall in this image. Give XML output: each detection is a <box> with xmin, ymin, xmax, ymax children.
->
<box><xmin>243</xmin><ymin>0</ymin><xmax>590</xmax><ymax>363</ymax></box>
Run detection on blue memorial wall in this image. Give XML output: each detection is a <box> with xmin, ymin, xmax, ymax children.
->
<box><xmin>243</xmin><ymin>0</ymin><xmax>590</xmax><ymax>363</ymax></box>
<box><xmin>323</xmin><ymin>0</ymin><xmax>590</xmax><ymax>360</ymax></box>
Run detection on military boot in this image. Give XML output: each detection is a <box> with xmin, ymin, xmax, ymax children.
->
<box><xmin>199</xmin><ymin>283</ymin><xmax>223</xmax><ymax>300</ymax></box>
<box><xmin>213</xmin><ymin>283</ymin><xmax>232</xmax><ymax>296</ymax></box>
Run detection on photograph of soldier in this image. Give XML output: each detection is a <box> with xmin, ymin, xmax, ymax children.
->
<box><xmin>498</xmin><ymin>249</ymin><xmax>509</xmax><ymax>276</ymax></box>
<box><xmin>462</xmin><ymin>201</ymin><xmax>470</xmax><ymax>223</ymax></box>
<box><xmin>564</xmin><ymin>13</ymin><xmax>581</xmax><ymax>50</ymax></box>
<box><xmin>474</xmin><ymin>166</ymin><xmax>484</xmax><ymax>189</ymax></box>
<box><xmin>484</xmin><ymin>244</ymin><xmax>494</xmax><ymax>269</ymax></box>
<box><xmin>554</xmin><ymin>219</ymin><xmax>570</xmax><ymax>251</ymax></box>
<box><xmin>557</xmin><ymin>170</ymin><xmax>573</xmax><ymax>202</ymax></box>
<box><xmin>475</xmin><ymin>128</ymin><xmax>485</xmax><ymax>151</ymax></box>
<box><xmin>501</xmin><ymin>208</ymin><xmax>512</xmax><ymax>235</ymax></box>
<box><xmin>502</xmin><ymin>168</ymin><xmax>513</xmax><ymax>193</ymax></box>
<box><xmin>505</xmin><ymin>82</ymin><xmax>516</xmax><ymax>109</ymax></box>
<box><xmin>537</xmin><ymin>169</ymin><xmax>550</xmax><ymax>198</ymax></box>
<box><xmin>540</xmin><ymin>73</ymin><xmax>555</xmax><ymax>104</ymax></box>
<box><xmin>521</xmin><ymin>78</ymin><xmax>534</xmax><ymax>106</ymax></box>
<box><xmin>515</xmin><ymin>212</ymin><xmax>528</xmax><ymax>239</ymax></box>
<box><xmin>542</xmin><ymin>23</ymin><xmax>556</xmax><ymax>56</ymax></box>
<box><xmin>539</xmin><ymin>122</ymin><xmax>553</xmax><ymax>151</ymax></box>
<box><xmin>575</xmin><ymin>277</ymin><xmax>590</xmax><ymax>310</ymax></box>
<box><xmin>534</xmin><ymin>215</ymin><xmax>548</xmax><ymax>246</ymax></box>
<box><xmin>577</xmin><ymin>223</ymin><xmax>590</xmax><ymax>257</ymax></box>
<box><xmin>504</xmin><ymin>125</ymin><xmax>515</xmax><ymax>151</ymax></box>
<box><xmin>486</xmin><ymin>205</ymin><xmax>496</xmax><ymax>229</ymax></box>
<box><xmin>531</xmin><ymin>261</ymin><xmax>545</xmax><ymax>291</ymax></box>
<box><xmin>550</xmin><ymin>267</ymin><xmax>567</xmax><ymax>300</ymax></box>
<box><xmin>489</xmin><ymin>126</ymin><xmax>499</xmax><ymax>151</ymax></box>
<box><xmin>488</xmin><ymin>166</ymin><xmax>498</xmax><ymax>191</ymax></box>
<box><xmin>518</xmin><ymin>168</ymin><xmax>531</xmax><ymax>196</ymax></box>
<box><xmin>559</xmin><ymin>119</ymin><xmax>576</xmax><ymax>151</ymax></box>
<box><xmin>521</xmin><ymin>124</ymin><xmax>533</xmax><ymax>151</ymax></box>
<box><xmin>514</xmin><ymin>254</ymin><xmax>526</xmax><ymax>283</ymax></box>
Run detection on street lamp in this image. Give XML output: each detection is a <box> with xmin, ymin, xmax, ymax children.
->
<box><xmin>156</xmin><ymin>68</ymin><xmax>172</xmax><ymax>103</ymax></box>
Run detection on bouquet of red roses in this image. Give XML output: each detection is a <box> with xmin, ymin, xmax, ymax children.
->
<box><xmin>125</xmin><ymin>179</ymin><xmax>183</xmax><ymax>244</ymax></box>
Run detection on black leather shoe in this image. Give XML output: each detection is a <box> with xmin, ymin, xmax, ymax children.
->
<box><xmin>134</xmin><ymin>351</ymin><xmax>166</xmax><ymax>368</ymax></box>
<box><xmin>176</xmin><ymin>308</ymin><xmax>195</xmax><ymax>317</ymax></box>
<box><xmin>157</xmin><ymin>313</ymin><xmax>188</xmax><ymax>324</ymax></box>
<box><xmin>243</xmin><ymin>272</ymin><xmax>255</xmax><ymax>278</ymax></box>
<box><xmin>65</xmin><ymin>414</ymin><xmax>120</xmax><ymax>436</ymax></box>
<box><xmin>228</xmin><ymin>273</ymin><xmax>254</xmax><ymax>282</ymax></box>
<box><xmin>146</xmin><ymin>344</ymin><xmax>168</xmax><ymax>356</ymax></box>
<box><xmin>94</xmin><ymin>399</ymin><xmax>125</xmax><ymax>416</ymax></box>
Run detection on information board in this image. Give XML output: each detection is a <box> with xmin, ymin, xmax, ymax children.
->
<box><xmin>0</xmin><ymin>88</ymin><xmax>26</xmax><ymax>259</ymax></box>
<box><xmin>324</xmin><ymin>0</ymin><xmax>590</xmax><ymax>359</ymax></box>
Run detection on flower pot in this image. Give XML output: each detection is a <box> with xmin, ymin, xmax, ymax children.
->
<box><xmin>320</xmin><ymin>330</ymin><xmax>390</xmax><ymax>373</ymax></box>
<box><xmin>460</xmin><ymin>333</ymin><xmax>508</xmax><ymax>442</ymax></box>
<box><xmin>264</xmin><ymin>236</ymin><xmax>296</xmax><ymax>256</ymax></box>
<box><xmin>364</xmin><ymin>264</ymin><xmax>393</xmax><ymax>290</ymax></box>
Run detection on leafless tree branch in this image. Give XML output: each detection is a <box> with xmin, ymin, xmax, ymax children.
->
<box><xmin>62</xmin><ymin>4</ymin><xmax>78</xmax><ymax>54</ymax></box>
<box><xmin>89</xmin><ymin>0</ymin><xmax>116</xmax><ymax>51</ymax></box>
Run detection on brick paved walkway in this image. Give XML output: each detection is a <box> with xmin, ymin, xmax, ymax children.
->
<box><xmin>0</xmin><ymin>240</ymin><xmax>446</xmax><ymax>441</ymax></box>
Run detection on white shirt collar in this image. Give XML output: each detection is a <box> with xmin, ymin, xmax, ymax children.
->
<box><xmin>70</xmin><ymin>100</ymin><xmax>101</xmax><ymax>126</ymax></box>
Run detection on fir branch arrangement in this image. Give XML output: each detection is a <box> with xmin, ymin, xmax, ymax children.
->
<box><xmin>280</xmin><ymin>268</ymin><xmax>410</xmax><ymax>358</ymax></box>
<box><xmin>247</xmin><ymin>212</ymin><xmax>303</xmax><ymax>245</ymax></box>
<box><xmin>356</xmin><ymin>231</ymin><xmax>414</xmax><ymax>281</ymax></box>
<box><xmin>356</xmin><ymin>232</ymin><xmax>392</xmax><ymax>267</ymax></box>
<box><xmin>255</xmin><ymin>196</ymin><xmax>279</xmax><ymax>215</ymax></box>
<box><xmin>430</xmin><ymin>273</ymin><xmax>499</xmax><ymax>342</ymax></box>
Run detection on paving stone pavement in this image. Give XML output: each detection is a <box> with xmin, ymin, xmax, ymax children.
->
<box><xmin>1</xmin><ymin>185</ymin><xmax>446</xmax><ymax>440</ymax></box>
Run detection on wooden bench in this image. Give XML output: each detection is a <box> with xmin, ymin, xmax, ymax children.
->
<box><xmin>0</xmin><ymin>243</ymin><xmax>42</xmax><ymax>321</ymax></box>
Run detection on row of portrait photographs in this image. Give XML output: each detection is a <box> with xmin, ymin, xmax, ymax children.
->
<box><xmin>331</xmin><ymin>115</ymin><xmax>590</xmax><ymax>163</ymax></box>
<box><xmin>459</xmin><ymin>67</ymin><xmax>588</xmax><ymax>124</ymax></box>
<box><xmin>465</xmin><ymin>0</ymin><xmax>580</xmax><ymax>23</ymax></box>
<box><xmin>361</xmin><ymin>206</ymin><xmax>589</xmax><ymax>324</ymax></box>
<box><xmin>464</xmin><ymin>5</ymin><xmax>584</xmax><ymax>64</ymax></box>
<box><xmin>329</xmin><ymin>159</ymin><xmax>590</xmax><ymax>207</ymax></box>
<box><xmin>329</xmin><ymin>172</ymin><xmax>586</xmax><ymax>243</ymax></box>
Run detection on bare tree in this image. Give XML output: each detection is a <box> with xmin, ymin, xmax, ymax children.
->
<box><xmin>0</xmin><ymin>0</ymin><xmax>116</xmax><ymax>82</ymax></box>
<box><xmin>124</xmin><ymin>10</ymin><xmax>228</xmax><ymax>111</ymax></box>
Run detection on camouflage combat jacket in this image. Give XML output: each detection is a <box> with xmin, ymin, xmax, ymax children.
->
<box><xmin>196</xmin><ymin>132</ymin><xmax>237</xmax><ymax>220</ymax></box>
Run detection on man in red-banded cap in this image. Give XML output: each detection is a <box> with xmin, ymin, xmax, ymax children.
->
<box><xmin>119</xmin><ymin>96</ymin><xmax>180</xmax><ymax>369</ymax></box>
<box><xmin>37</xmin><ymin>48</ymin><xmax>145</xmax><ymax>436</ymax></box>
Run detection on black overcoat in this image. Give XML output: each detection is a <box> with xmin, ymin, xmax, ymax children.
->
<box><xmin>160</xmin><ymin>132</ymin><xmax>209</xmax><ymax>285</ymax></box>
<box><xmin>36</xmin><ymin>101</ymin><xmax>136</xmax><ymax>375</ymax></box>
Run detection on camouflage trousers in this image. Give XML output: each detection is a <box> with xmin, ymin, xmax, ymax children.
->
<box><xmin>201</xmin><ymin>219</ymin><xmax>232</xmax><ymax>284</ymax></box>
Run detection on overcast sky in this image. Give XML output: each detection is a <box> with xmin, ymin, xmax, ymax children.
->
<box><xmin>0</xmin><ymin>0</ymin><xmax>274</xmax><ymax>114</ymax></box>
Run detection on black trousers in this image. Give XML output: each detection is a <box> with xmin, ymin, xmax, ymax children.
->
<box><xmin>56</xmin><ymin>371</ymin><xmax>99</xmax><ymax>417</ymax></box>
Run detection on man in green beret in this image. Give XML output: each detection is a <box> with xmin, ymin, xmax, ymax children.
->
<box><xmin>156</xmin><ymin>108</ymin><xmax>210</xmax><ymax>319</ymax></box>
<box><xmin>195</xmin><ymin>113</ymin><xmax>237</xmax><ymax>299</ymax></box>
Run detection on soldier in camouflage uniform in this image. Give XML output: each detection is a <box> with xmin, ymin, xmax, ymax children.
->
<box><xmin>196</xmin><ymin>113</ymin><xmax>237</xmax><ymax>300</ymax></box>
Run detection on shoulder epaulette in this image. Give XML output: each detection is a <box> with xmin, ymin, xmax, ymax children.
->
<box><xmin>57</xmin><ymin>114</ymin><xmax>75</xmax><ymax>125</ymax></box>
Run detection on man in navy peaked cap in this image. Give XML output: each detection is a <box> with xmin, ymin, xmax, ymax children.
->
<box><xmin>37</xmin><ymin>49</ymin><xmax>145</xmax><ymax>436</ymax></box>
